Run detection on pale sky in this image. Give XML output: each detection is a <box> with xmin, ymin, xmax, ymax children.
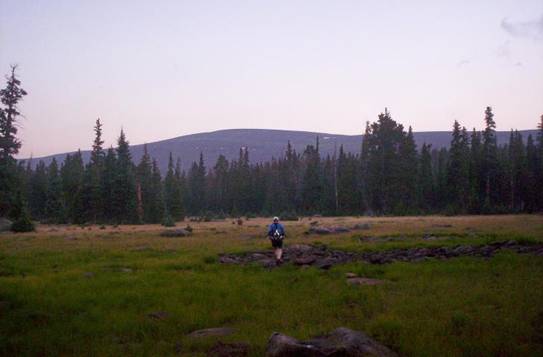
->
<box><xmin>1</xmin><ymin>0</ymin><xmax>542</xmax><ymax>158</ymax></box>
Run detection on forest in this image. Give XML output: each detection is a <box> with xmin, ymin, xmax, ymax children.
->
<box><xmin>1</xmin><ymin>67</ymin><xmax>543</xmax><ymax>230</ymax></box>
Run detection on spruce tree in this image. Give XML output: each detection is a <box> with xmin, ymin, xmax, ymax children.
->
<box><xmin>418</xmin><ymin>143</ymin><xmax>435</xmax><ymax>212</ymax></box>
<box><xmin>164</xmin><ymin>153</ymin><xmax>183</xmax><ymax>220</ymax></box>
<box><xmin>0</xmin><ymin>65</ymin><xmax>27</xmax><ymax>218</ymax></box>
<box><xmin>45</xmin><ymin>158</ymin><xmax>66</xmax><ymax>223</ymax></box>
<box><xmin>111</xmin><ymin>130</ymin><xmax>137</xmax><ymax>223</ymax></box>
<box><xmin>481</xmin><ymin>106</ymin><xmax>498</xmax><ymax>211</ymax></box>
<box><xmin>446</xmin><ymin>121</ymin><xmax>470</xmax><ymax>212</ymax></box>
<box><xmin>87</xmin><ymin>118</ymin><xmax>105</xmax><ymax>221</ymax></box>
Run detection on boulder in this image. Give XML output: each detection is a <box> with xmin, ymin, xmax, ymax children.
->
<box><xmin>307</xmin><ymin>227</ymin><xmax>332</xmax><ymax>235</ymax></box>
<box><xmin>332</xmin><ymin>227</ymin><xmax>351</xmax><ymax>233</ymax></box>
<box><xmin>188</xmin><ymin>327</ymin><xmax>237</xmax><ymax>338</ymax></box>
<box><xmin>265</xmin><ymin>327</ymin><xmax>397</xmax><ymax>357</ymax></box>
<box><xmin>147</xmin><ymin>311</ymin><xmax>170</xmax><ymax>320</ymax></box>
<box><xmin>160</xmin><ymin>229</ymin><xmax>191</xmax><ymax>237</ymax></box>
<box><xmin>347</xmin><ymin>277</ymin><xmax>385</xmax><ymax>286</ymax></box>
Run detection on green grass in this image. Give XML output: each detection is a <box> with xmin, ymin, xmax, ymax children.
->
<box><xmin>1</xmin><ymin>216</ymin><xmax>543</xmax><ymax>356</ymax></box>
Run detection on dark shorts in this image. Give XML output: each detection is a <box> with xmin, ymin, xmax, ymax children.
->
<box><xmin>269</xmin><ymin>236</ymin><xmax>284</xmax><ymax>248</ymax></box>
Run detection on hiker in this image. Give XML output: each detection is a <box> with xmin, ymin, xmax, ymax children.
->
<box><xmin>268</xmin><ymin>216</ymin><xmax>286</xmax><ymax>265</ymax></box>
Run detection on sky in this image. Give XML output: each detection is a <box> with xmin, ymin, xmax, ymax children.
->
<box><xmin>1</xmin><ymin>0</ymin><xmax>542</xmax><ymax>158</ymax></box>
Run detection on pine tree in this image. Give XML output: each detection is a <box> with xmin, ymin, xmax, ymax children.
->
<box><xmin>365</xmin><ymin>109</ymin><xmax>406</xmax><ymax>213</ymax></box>
<box><xmin>45</xmin><ymin>158</ymin><xmax>66</xmax><ymax>223</ymax></box>
<box><xmin>397</xmin><ymin>126</ymin><xmax>418</xmax><ymax>213</ymax></box>
<box><xmin>60</xmin><ymin>152</ymin><xmax>85</xmax><ymax>223</ymax></box>
<box><xmin>301</xmin><ymin>139</ymin><xmax>322</xmax><ymax>214</ymax></box>
<box><xmin>111</xmin><ymin>130</ymin><xmax>137</xmax><ymax>223</ymax></box>
<box><xmin>101</xmin><ymin>148</ymin><xmax>116</xmax><ymax>222</ymax></box>
<box><xmin>86</xmin><ymin>118</ymin><xmax>105</xmax><ymax>221</ymax></box>
<box><xmin>468</xmin><ymin>129</ymin><xmax>483</xmax><ymax>213</ymax></box>
<box><xmin>164</xmin><ymin>153</ymin><xmax>183</xmax><ymax>220</ymax></box>
<box><xmin>0</xmin><ymin>65</ymin><xmax>27</xmax><ymax>218</ymax></box>
<box><xmin>149</xmin><ymin>158</ymin><xmax>164</xmax><ymax>223</ymax></box>
<box><xmin>28</xmin><ymin>161</ymin><xmax>48</xmax><ymax>220</ymax></box>
<box><xmin>187</xmin><ymin>153</ymin><xmax>206</xmax><ymax>215</ymax></box>
<box><xmin>525</xmin><ymin>135</ymin><xmax>538</xmax><ymax>212</ymax></box>
<box><xmin>508</xmin><ymin>131</ymin><xmax>526</xmax><ymax>211</ymax></box>
<box><xmin>446</xmin><ymin>121</ymin><xmax>470</xmax><ymax>212</ymax></box>
<box><xmin>136</xmin><ymin>144</ymin><xmax>154</xmax><ymax>223</ymax></box>
<box><xmin>418</xmin><ymin>143</ymin><xmax>435</xmax><ymax>212</ymax></box>
<box><xmin>10</xmin><ymin>190</ymin><xmax>34</xmax><ymax>232</ymax></box>
<box><xmin>481</xmin><ymin>106</ymin><xmax>498</xmax><ymax>211</ymax></box>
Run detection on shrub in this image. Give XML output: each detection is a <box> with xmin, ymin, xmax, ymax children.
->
<box><xmin>11</xmin><ymin>213</ymin><xmax>35</xmax><ymax>233</ymax></box>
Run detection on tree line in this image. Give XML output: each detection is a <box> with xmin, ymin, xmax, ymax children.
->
<box><xmin>1</xmin><ymin>67</ymin><xmax>543</xmax><ymax>230</ymax></box>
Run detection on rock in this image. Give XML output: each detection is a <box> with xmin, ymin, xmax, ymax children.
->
<box><xmin>207</xmin><ymin>342</ymin><xmax>249</xmax><ymax>357</ymax></box>
<box><xmin>147</xmin><ymin>311</ymin><xmax>170</xmax><ymax>320</ymax></box>
<box><xmin>294</xmin><ymin>255</ymin><xmax>317</xmax><ymax>266</ymax></box>
<box><xmin>120</xmin><ymin>267</ymin><xmax>133</xmax><ymax>273</ymax></box>
<box><xmin>188</xmin><ymin>327</ymin><xmax>237</xmax><ymax>338</ymax></box>
<box><xmin>307</xmin><ymin>227</ymin><xmax>332</xmax><ymax>235</ymax></box>
<box><xmin>332</xmin><ymin>227</ymin><xmax>351</xmax><ymax>233</ymax></box>
<box><xmin>0</xmin><ymin>218</ymin><xmax>13</xmax><ymax>232</ymax></box>
<box><xmin>83</xmin><ymin>272</ymin><xmax>95</xmax><ymax>278</ymax></box>
<box><xmin>309</xmin><ymin>221</ymin><xmax>319</xmax><ymax>226</ymax></box>
<box><xmin>353</xmin><ymin>223</ymin><xmax>371</xmax><ymax>230</ymax></box>
<box><xmin>345</xmin><ymin>272</ymin><xmax>358</xmax><ymax>278</ymax></box>
<box><xmin>347</xmin><ymin>277</ymin><xmax>385</xmax><ymax>286</ymax></box>
<box><xmin>160</xmin><ymin>229</ymin><xmax>191</xmax><ymax>237</ymax></box>
<box><xmin>265</xmin><ymin>327</ymin><xmax>397</xmax><ymax>357</ymax></box>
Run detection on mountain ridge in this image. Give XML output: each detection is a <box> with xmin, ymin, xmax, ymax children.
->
<box><xmin>22</xmin><ymin>128</ymin><xmax>538</xmax><ymax>173</ymax></box>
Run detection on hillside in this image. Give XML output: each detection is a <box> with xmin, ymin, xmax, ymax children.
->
<box><xmin>24</xmin><ymin>128</ymin><xmax>538</xmax><ymax>173</ymax></box>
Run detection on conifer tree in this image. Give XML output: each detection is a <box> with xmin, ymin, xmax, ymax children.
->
<box><xmin>418</xmin><ymin>143</ymin><xmax>435</xmax><ymax>211</ymax></box>
<box><xmin>45</xmin><ymin>158</ymin><xmax>66</xmax><ymax>223</ymax></box>
<box><xmin>164</xmin><ymin>153</ymin><xmax>183</xmax><ymax>220</ymax></box>
<box><xmin>0</xmin><ymin>65</ymin><xmax>27</xmax><ymax>217</ymax></box>
<box><xmin>111</xmin><ymin>130</ymin><xmax>137</xmax><ymax>223</ymax></box>
<box><xmin>481</xmin><ymin>106</ymin><xmax>498</xmax><ymax>211</ymax></box>
<box><xmin>87</xmin><ymin>118</ymin><xmax>105</xmax><ymax>221</ymax></box>
<box><xmin>446</xmin><ymin>121</ymin><xmax>470</xmax><ymax>212</ymax></box>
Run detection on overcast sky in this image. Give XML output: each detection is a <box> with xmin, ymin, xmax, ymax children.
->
<box><xmin>1</xmin><ymin>0</ymin><xmax>542</xmax><ymax>158</ymax></box>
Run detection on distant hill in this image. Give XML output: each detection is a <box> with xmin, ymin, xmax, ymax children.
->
<box><xmin>23</xmin><ymin>129</ymin><xmax>538</xmax><ymax>173</ymax></box>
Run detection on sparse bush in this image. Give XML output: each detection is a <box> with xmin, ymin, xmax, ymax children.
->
<box><xmin>203</xmin><ymin>256</ymin><xmax>217</xmax><ymax>264</ymax></box>
<box><xmin>11</xmin><ymin>214</ymin><xmax>35</xmax><ymax>232</ymax></box>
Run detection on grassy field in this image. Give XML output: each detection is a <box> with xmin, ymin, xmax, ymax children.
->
<box><xmin>1</xmin><ymin>215</ymin><xmax>543</xmax><ymax>356</ymax></box>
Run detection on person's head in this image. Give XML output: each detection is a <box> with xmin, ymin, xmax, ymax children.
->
<box><xmin>273</xmin><ymin>216</ymin><xmax>279</xmax><ymax>223</ymax></box>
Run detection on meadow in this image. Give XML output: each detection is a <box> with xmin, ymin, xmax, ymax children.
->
<box><xmin>1</xmin><ymin>215</ymin><xmax>543</xmax><ymax>356</ymax></box>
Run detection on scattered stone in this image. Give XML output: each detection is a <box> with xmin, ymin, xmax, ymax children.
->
<box><xmin>207</xmin><ymin>342</ymin><xmax>249</xmax><ymax>357</ymax></box>
<box><xmin>160</xmin><ymin>229</ymin><xmax>191</xmax><ymax>237</ymax></box>
<box><xmin>188</xmin><ymin>327</ymin><xmax>237</xmax><ymax>338</ymax></box>
<box><xmin>120</xmin><ymin>267</ymin><xmax>133</xmax><ymax>273</ymax></box>
<box><xmin>353</xmin><ymin>223</ymin><xmax>371</xmax><ymax>230</ymax></box>
<box><xmin>83</xmin><ymin>272</ymin><xmax>95</xmax><ymax>278</ymax></box>
<box><xmin>64</xmin><ymin>235</ymin><xmax>78</xmax><ymax>241</ymax></box>
<box><xmin>307</xmin><ymin>227</ymin><xmax>332</xmax><ymax>235</ymax></box>
<box><xmin>347</xmin><ymin>277</ymin><xmax>385</xmax><ymax>286</ymax></box>
<box><xmin>147</xmin><ymin>311</ymin><xmax>170</xmax><ymax>320</ymax></box>
<box><xmin>265</xmin><ymin>327</ymin><xmax>397</xmax><ymax>357</ymax></box>
<box><xmin>309</xmin><ymin>221</ymin><xmax>319</xmax><ymax>226</ymax></box>
<box><xmin>432</xmin><ymin>224</ymin><xmax>453</xmax><ymax>228</ymax></box>
<box><xmin>220</xmin><ymin>241</ymin><xmax>543</xmax><ymax>270</ymax></box>
<box><xmin>345</xmin><ymin>272</ymin><xmax>358</xmax><ymax>278</ymax></box>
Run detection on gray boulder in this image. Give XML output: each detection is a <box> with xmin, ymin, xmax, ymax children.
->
<box><xmin>266</xmin><ymin>327</ymin><xmax>397</xmax><ymax>357</ymax></box>
<box><xmin>160</xmin><ymin>229</ymin><xmax>191</xmax><ymax>237</ymax></box>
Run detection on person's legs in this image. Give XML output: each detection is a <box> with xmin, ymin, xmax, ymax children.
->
<box><xmin>275</xmin><ymin>248</ymin><xmax>283</xmax><ymax>261</ymax></box>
